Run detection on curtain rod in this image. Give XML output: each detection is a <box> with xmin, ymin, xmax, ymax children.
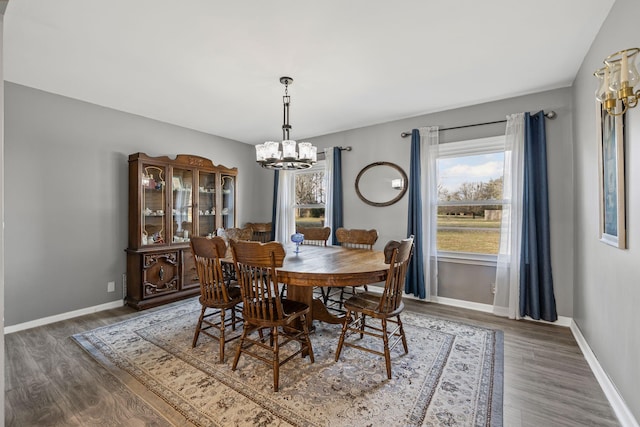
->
<box><xmin>399</xmin><ymin>111</ymin><xmax>557</xmax><ymax>138</ymax></box>
<box><xmin>318</xmin><ymin>146</ymin><xmax>351</xmax><ymax>160</ymax></box>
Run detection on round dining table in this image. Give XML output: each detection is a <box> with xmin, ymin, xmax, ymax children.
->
<box><xmin>276</xmin><ymin>244</ymin><xmax>389</xmax><ymax>327</ymax></box>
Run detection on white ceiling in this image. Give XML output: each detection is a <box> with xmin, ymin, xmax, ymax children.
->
<box><xmin>4</xmin><ymin>0</ymin><xmax>614</xmax><ymax>145</ymax></box>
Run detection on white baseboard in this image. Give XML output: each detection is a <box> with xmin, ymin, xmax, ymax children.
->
<box><xmin>4</xmin><ymin>299</ymin><xmax>125</xmax><ymax>334</ymax></box>
<box><xmin>400</xmin><ymin>292</ymin><xmax>574</xmax><ymax>327</ymax></box>
<box><xmin>428</xmin><ymin>295</ymin><xmax>495</xmax><ymax>314</ymax></box>
<box><xmin>526</xmin><ymin>314</ymin><xmax>572</xmax><ymax>328</ymax></box>
<box><xmin>570</xmin><ymin>321</ymin><xmax>639</xmax><ymax>427</ymax></box>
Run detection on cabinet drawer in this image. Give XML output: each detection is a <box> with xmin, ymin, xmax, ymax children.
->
<box><xmin>142</xmin><ymin>251</ymin><xmax>179</xmax><ymax>298</ymax></box>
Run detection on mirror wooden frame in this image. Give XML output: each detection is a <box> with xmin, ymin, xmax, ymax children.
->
<box><xmin>355</xmin><ymin>161</ymin><xmax>408</xmax><ymax>207</ymax></box>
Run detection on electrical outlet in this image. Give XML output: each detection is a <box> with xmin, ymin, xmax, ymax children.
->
<box><xmin>107</xmin><ymin>281</ymin><xmax>116</xmax><ymax>293</ymax></box>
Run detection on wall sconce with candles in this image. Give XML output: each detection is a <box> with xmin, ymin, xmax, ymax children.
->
<box><xmin>255</xmin><ymin>77</ymin><xmax>318</xmax><ymax>170</ymax></box>
<box><xmin>595</xmin><ymin>47</ymin><xmax>640</xmax><ymax>116</ymax></box>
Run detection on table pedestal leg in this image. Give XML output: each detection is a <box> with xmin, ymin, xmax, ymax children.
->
<box><xmin>286</xmin><ymin>285</ymin><xmax>345</xmax><ymax>328</ymax></box>
<box><xmin>286</xmin><ymin>284</ymin><xmax>313</xmax><ymax>329</ymax></box>
<box><xmin>311</xmin><ymin>300</ymin><xmax>345</xmax><ymax>324</ymax></box>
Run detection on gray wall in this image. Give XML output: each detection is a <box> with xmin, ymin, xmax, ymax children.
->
<box><xmin>308</xmin><ymin>87</ymin><xmax>575</xmax><ymax>315</ymax></box>
<box><xmin>437</xmin><ymin>262</ymin><xmax>496</xmax><ymax>304</ymax></box>
<box><xmin>4</xmin><ymin>83</ymin><xmax>273</xmax><ymax>326</ymax></box>
<box><xmin>572</xmin><ymin>0</ymin><xmax>640</xmax><ymax>420</ymax></box>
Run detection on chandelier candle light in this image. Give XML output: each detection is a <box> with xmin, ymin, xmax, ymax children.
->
<box><xmin>256</xmin><ymin>77</ymin><xmax>318</xmax><ymax>170</ymax></box>
<box><xmin>595</xmin><ymin>47</ymin><xmax>640</xmax><ymax>116</ymax></box>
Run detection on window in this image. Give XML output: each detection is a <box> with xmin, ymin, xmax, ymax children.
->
<box><xmin>436</xmin><ymin>136</ymin><xmax>505</xmax><ymax>256</ymax></box>
<box><xmin>293</xmin><ymin>162</ymin><xmax>326</xmax><ymax>229</ymax></box>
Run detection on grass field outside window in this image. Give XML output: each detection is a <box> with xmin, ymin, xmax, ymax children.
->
<box><xmin>437</xmin><ymin>215</ymin><xmax>501</xmax><ymax>254</ymax></box>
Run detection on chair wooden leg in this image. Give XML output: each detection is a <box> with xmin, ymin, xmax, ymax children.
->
<box><xmin>218</xmin><ymin>309</ymin><xmax>226</xmax><ymax>363</ymax></box>
<box><xmin>335</xmin><ymin>310</ymin><xmax>352</xmax><ymax>361</ymax></box>
<box><xmin>382</xmin><ymin>318</ymin><xmax>392</xmax><ymax>379</ymax></box>
<box><xmin>398</xmin><ymin>315</ymin><xmax>408</xmax><ymax>353</ymax></box>
<box><xmin>272</xmin><ymin>327</ymin><xmax>280</xmax><ymax>392</ymax></box>
<box><xmin>300</xmin><ymin>314</ymin><xmax>314</xmax><ymax>363</ymax></box>
<box><xmin>338</xmin><ymin>288</ymin><xmax>346</xmax><ymax>309</ymax></box>
<box><xmin>359</xmin><ymin>314</ymin><xmax>366</xmax><ymax>339</ymax></box>
<box><xmin>279</xmin><ymin>284</ymin><xmax>287</xmax><ymax>299</ymax></box>
<box><xmin>232</xmin><ymin>324</ymin><xmax>249</xmax><ymax>371</ymax></box>
<box><xmin>320</xmin><ymin>287</ymin><xmax>330</xmax><ymax>304</ymax></box>
<box><xmin>192</xmin><ymin>306</ymin><xmax>206</xmax><ymax>348</ymax></box>
<box><xmin>231</xmin><ymin>306</ymin><xmax>237</xmax><ymax>331</ymax></box>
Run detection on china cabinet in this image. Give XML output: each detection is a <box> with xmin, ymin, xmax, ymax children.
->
<box><xmin>126</xmin><ymin>152</ymin><xmax>237</xmax><ymax>309</ymax></box>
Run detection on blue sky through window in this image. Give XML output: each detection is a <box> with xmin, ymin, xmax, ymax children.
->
<box><xmin>438</xmin><ymin>152</ymin><xmax>504</xmax><ymax>193</ymax></box>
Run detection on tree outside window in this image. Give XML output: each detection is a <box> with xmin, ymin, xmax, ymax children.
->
<box><xmin>294</xmin><ymin>167</ymin><xmax>326</xmax><ymax>229</ymax></box>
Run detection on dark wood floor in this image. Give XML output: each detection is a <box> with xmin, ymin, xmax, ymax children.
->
<box><xmin>4</xmin><ymin>298</ymin><xmax>620</xmax><ymax>426</ymax></box>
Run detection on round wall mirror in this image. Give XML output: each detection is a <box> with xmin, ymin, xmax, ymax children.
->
<box><xmin>355</xmin><ymin>161</ymin><xmax>408</xmax><ymax>207</ymax></box>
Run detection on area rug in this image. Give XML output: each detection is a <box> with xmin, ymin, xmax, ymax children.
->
<box><xmin>72</xmin><ymin>298</ymin><xmax>503</xmax><ymax>426</ymax></box>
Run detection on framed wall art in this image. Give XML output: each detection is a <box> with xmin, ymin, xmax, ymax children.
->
<box><xmin>597</xmin><ymin>102</ymin><xmax>626</xmax><ymax>249</ymax></box>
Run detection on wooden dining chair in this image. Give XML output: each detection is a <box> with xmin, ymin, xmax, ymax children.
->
<box><xmin>224</xmin><ymin>227</ymin><xmax>253</xmax><ymax>242</ymax></box>
<box><xmin>335</xmin><ymin>227</ymin><xmax>378</xmax><ymax>249</ymax></box>
<box><xmin>329</xmin><ymin>227</ymin><xmax>379</xmax><ymax>307</ymax></box>
<box><xmin>230</xmin><ymin>239</ymin><xmax>314</xmax><ymax>392</ymax></box>
<box><xmin>190</xmin><ymin>236</ymin><xmax>243</xmax><ymax>363</ymax></box>
<box><xmin>219</xmin><ymin>227</ymin><xmax>252</xmax><ymax>284</ymax></box>
<box><xmin>335</xmin><ymin>236</ymin><xmax>414</xmax><ymax>379</ymax></box>
<box><xmin>297</xmin><ymin>226</ymin><xmax>331</xmax><ymax>246</ymax></box>
<box><xmin>246</xmin><ymin>222</ymin><xmax>273</xmax><ymax>243</ymax></box>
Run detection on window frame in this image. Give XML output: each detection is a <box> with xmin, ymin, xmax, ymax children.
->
<box><xmin>292</xmin><ymin>160</ymin><xmax>327</xmax><ymax>224</ymax></box>
<box><xmin>435</xmin><ymin>135</ymin><xmax>506</xmax><ymax>263</ymax></box>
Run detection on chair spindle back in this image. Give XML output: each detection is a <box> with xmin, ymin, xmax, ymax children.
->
<box><xmin>224</xmin><ymin>227</ymin><xmax>253</xmax><ymax>242</ymax></box>
<box><xmin>246</xmin><ymin>222</ymin><xmax>273</xmax><ymax>243</ymax></box>
<box><xmin>335</xmin><ymin>228</ymin><xmax>378</xmax><ymax>250</ymax></box>
<box><xmin>190</xmin><ymin>237</ymin><xmax>232</xmax><ymax>304</ymax></box>
<box><xmin>231</xmin><ymin>240</ymin><xmax>286</xmax><ymax>323</ymax></box>
<box><xmin>378</xmin><ymin>236</ymin><xmax>414</xmax><ymax>314</ymax></box>
<box><xmin>297</xmin><ymin>226</ymin><xmax>331</xmax><ymax>246</ymax></box>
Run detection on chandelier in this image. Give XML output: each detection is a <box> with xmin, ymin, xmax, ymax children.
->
<box><xmin>595</xmin><ymin>47</ymin><xmax>640</xmax><ymax>116</ymax></box>
<box><xmin>255</xmin><ymin>77</ymin><xmax>317</xmax><ymax>170</ymax></box>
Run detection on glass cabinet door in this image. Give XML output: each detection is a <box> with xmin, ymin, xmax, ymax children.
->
<box><xmin>221</xmin><ymin>175</ymin><xmax>236</xmax><ymax>229</ymax></box>
<box><xmin>171</xmin><ymin>167</ymin><xmax>194</xmax><ymax>244</ymax></box>
<box><xmin>142</xmin><ymin>164</ymin><xmax>167</xmax><ymax>245</ymax></box>
<box><xmin>198</xmin><ymin>171</ymin><xmax>217</xmax><ymax>237</ymax></box>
